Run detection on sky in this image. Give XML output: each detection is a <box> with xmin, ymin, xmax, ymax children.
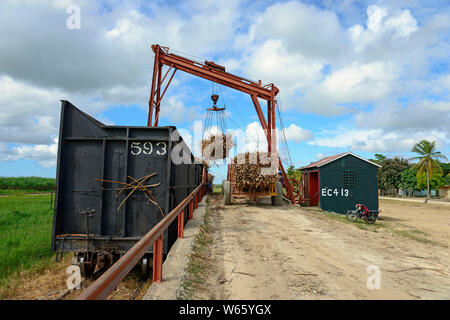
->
<box><xmin>0</xmin><ymin>0</ymin><xmax>449</xmax><ymax>182</ymax></box>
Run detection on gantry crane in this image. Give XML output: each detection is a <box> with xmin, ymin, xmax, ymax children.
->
<box><xmin>147</xmin><ymin>44</ymin><xmax>297</xmax><ymax>204</ymax></box>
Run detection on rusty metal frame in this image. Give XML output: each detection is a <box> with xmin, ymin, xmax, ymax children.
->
<box><xmin>147</xmin><ymin>44</ymin><xmax>296</xmax><ymax>204</ymax></box>
<box><xmin>77</xmin><ymin>183</ymin><xmax>205</xmax><ymax>300</ymax></box>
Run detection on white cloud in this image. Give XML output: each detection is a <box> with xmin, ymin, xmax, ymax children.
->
<box><xmin>302</xmin><ymin>61</ymin><xmax>397</xmax><ymax>114</ymax></box>
<box><xmin>0</xmin><ymin>137</ymin><xmax>58</xmax><ymax>167</ymax></box>
<box><xmin>0</xmin><ymin>0</ymin><xmax>449</xmax><ymax>168</ymax></box>
<box><xmin>367</xmin><ymin>5</ymin><xmax>388</xmax><ymax>32</ymax></box>
<box><xmin>237</xmin><ymin>121</ymin><xmax>311</xmax><ymax>155</ymax></box>
<box><xmin>242</xmin><ymin>121</ymin><xmax>268</xmax><ymax>153</ymax></box>
<box><xmin>232</xmin><ymin>2</ymin><xmax>433</xmax><ymax>117</ymax></box>
<box><xmin>350</xmin><ymin>5</ymin><xmax>419</xmax><ymax>52</ymax></box>
<box><xmin>384</xmin><ymin>9</ymin><xmax>418</xmax><ymax>37</ymax></box>
<box><xmin>159</xmin><ymin>96</ymin><xmax>204</xmax><ymax>124</ymax></box>
<box><xmin>283</xmin><ymin>124</ymin><xmax>313</xmax><ymax>143</ymax></box>
<box><xmin>0</xmin><ymin>76</ymin><xmax>63</xmax><ymax>144</ymax></box>
<box><xmin>244</xmin><ymin>40</ymin><xmax>323</xmax><ymax>94</ymax></box>
<box><xmin>251</xmin><ymin>1</ymin><xmax>347</xmax><ymax>61</ymax></box>
<box><xmin>355</xmin><ymin>101</ymin><xmax>450</xmax><ymax>134</ymax></box>
<box><xmin>309</xmin><ymin>127</ymin><xmax>447</xmax><ymax>153</ymax></box>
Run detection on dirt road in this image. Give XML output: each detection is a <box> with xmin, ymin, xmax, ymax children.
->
<box><xmin>379</xmin><ymin>198</ymin><xmax>450</xmax><ymax>246</ymax></box>
<box><xmin>195</xmin><ymin>196</ymin><xmax>450</xmax><ymax>300</ymax></box>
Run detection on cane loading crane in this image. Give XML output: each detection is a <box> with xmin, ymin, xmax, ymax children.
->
<box><xmin>146</xmin><ymin>44</ymin><xmax>298</xmax><ymax>204</ymax></box>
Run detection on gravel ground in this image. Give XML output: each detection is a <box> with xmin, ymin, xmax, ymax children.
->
<box><xmin>192</xmin><ymin>196</ymin><xmax>449</xmax><ymax>300</ymax></box>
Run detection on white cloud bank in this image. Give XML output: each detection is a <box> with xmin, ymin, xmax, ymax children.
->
<box><xmin>0</xmin><ymin>0</ymin><xmax>448</xmax><ymax>168</ymax></box>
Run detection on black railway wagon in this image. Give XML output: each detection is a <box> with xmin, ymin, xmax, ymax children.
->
<box><xmin>51</xmin><ymin>101</ymin><xmax>204</xmax><ymax>276</ymax></box>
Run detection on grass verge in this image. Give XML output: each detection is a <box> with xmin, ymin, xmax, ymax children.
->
<box><xmin>392</xmin><ymin>229</ymin><xmax>446</xmax><ymax>247</ymax></box>
<box><xmin>303</xmin><ymin>206</ymin><xmax>384</xmax><ymax>232</ymax></box>
<box><xmin>302</xmin><ymin>205</ymin><xmax>446</xmax><ymax>246</ymax></box>
<box><xmin>0</xmin><ymin>194</ymin><xmax>55</xmax><ymax>297</ymax></box>
<box><xmin>0</xmin><ymin>190</ymin><xmax>54</xmax><ymax>195</ymax></box>
<box><xmin>380</xmin><ymin>198</ymin><xmax>449</xmax><ymax>207</ymax></box>
<box><xmin>178</xmin><ymin>198</ymin><xmax>212</xmax><ymax>300</ymax></box>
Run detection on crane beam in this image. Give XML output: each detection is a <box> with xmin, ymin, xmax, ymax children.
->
<box><xmin>157</xmin><ymin>53</ymin><xmax>276</xmax><ymax>101</ymax></box>
<box><xmin>146</xmin><ymin>44</ymin><xmax>296</xmax><ymax>204</ymax></box>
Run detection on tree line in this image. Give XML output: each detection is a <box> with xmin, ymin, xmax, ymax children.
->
<box><xmin>372</xmin><ymin>140</ymin><xmax>449</xmax><ymax>203</ymax></box>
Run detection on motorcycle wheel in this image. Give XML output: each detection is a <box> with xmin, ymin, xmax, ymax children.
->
<box><xmin>346</xmin><ymin>210</ymin><xmax>358</xmax><ymax>222</ymax></box>
<box><xmin>366</xmin><ymin>213</ymin><xmax>376</xmax><ymax>224</ymax></box>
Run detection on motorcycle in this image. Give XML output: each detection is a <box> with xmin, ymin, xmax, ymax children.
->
<box><xmin>346</xmin><ymin>196</ymin><xmax>381</xmax><ymax>224</ymax></box>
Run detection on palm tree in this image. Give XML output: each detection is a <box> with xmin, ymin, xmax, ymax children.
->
<box><xmin>410</xmin><ymin>140</ymin><xmax>448</xmax><ymax>203</ymax></box>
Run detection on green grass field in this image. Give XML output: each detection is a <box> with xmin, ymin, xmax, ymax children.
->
<box><xmin>212</xmin><ymin>184</ymin><xmax>222</xmax><ymax>194</ymax></box>
<box><xmin>0</xmin><ymin>177</ymin><xmax>56</xmax><ymax>192</ymax></box>
<box><xmin>0</xmin><ymin>194</ymin><xmax>55</xmax><ymax>291</ymax></box>
<box><xmin>0</xmin><ymin>189</ymin><xmax>54</xmax><ymax>195</ymax></box>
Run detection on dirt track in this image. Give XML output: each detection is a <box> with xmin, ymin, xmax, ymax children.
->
<box><xmin>195</xmin><ymin>196</ymin><xmax>450</xmax><ymax>300</ymax></box>
<box><xmin>2</xmin><ymin>196</ymin><xmax>448</xmax><ymax>300</ymax></box>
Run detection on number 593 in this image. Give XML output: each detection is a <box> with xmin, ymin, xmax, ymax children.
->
<box><xmin>130</xmin><ymin>141</ymin><xmax>167</xmax><ymax>156</ymax></box>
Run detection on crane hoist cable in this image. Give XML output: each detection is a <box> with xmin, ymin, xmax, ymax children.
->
<box><xmin>222</xmin><ymin>86</ymin><xmax>247</xmax><ymax>130</ymax></box>
<box><xmin>219</xmin><ymin>85</ymin><xmax>270</xmax><ymax>149</ymax></box>
<box><xmin>275</xmin><ymin>98</ymin><xmax>293</xmax><ymax>168</ymax></box>
<box><xmin>201</xmin><ymin>82</ymin><xmax>231</xmax><ymax>166</ymax></box>
<box><xmin>203</xmin><ymin>83</ymin><xmax>227</xmax><ymax>138</ymax></box>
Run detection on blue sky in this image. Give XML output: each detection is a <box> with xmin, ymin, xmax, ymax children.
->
<box><xmin>0</xmin><ymin>0</ymin><xmax>449</xmax><ymax>182</ymax></box>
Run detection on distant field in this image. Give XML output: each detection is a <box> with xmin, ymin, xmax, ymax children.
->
<box><xmin>0</xmin><ymin>194</ymin><xmax>55</xmax><ymax>293</ymax></box>
<box><xmin>0</xmin><ymin>177</ymin><xmax>56</xmax><ymax>192</ymax></box>
<box><xmin>213</xmin><ymin>184</ymin><xmax>222</xmax><ymax>194</ymax></box>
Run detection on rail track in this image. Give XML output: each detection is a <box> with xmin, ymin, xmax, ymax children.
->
<box><xmin>76</xmin><ymin>183</ymin><xmax>206</xmax><ymax>300</ymax></box>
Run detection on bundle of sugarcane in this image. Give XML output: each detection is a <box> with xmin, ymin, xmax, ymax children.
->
<box><xmin>201</xmin><ymin>133</ymin><xmax>234</xmax><ymax>160</ymax></box>
<box><xmin>231</xmin><ymin>152</ymin><xmax>278</xmax><ymax>192</ymax></box>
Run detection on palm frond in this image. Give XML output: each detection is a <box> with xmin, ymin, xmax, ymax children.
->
<box><xmin>432</xmin><ymin>153</ymin><xmax>448</xmax><ymax>162</ymax></box>
<box><xmin>411</xmin><ymin>146</ymin><xmax>426</xmax><ymax>155</ymax></box>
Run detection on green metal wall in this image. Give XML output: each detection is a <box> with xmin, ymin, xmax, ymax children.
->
<box><xmin>318</xmin><ymin>155</ymin><xmax>378</xmax><ymax>214</ymax></box>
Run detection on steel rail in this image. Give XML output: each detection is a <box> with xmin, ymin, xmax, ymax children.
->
<box><xmin>77</xmin><ymin>183</ymin><xmax>205</xmax><ymax>300</ymax></box>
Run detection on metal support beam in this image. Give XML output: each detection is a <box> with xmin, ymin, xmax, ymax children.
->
<box><xmin>195</xmin><ymin>193</ymin><xmax>199</xmax><ymax>209</ymax></box>
<box><xmin>147</xmin><ymin>45</ymin><xmax>160</xmax><ymax>126</ymax></box>
<box><xmin>152</xmin><ymin>234</ymin><xmax>163</xmax><ymax>282</ymax></box>
<box><xmin>189</xmin><ymin>200</ymin><xmax>193</xmax><ymax>220</ymax></box>
<box><xmin>154</xmin><ymin>69</ymin><xmax>176</xmax><ymax>126</ymax></box>
<box><xmin>177</xmin><ymin>211</ymin><xmax>184</xmax><ymax>238</ymax></box>
<box><xmin>154</xmin><ymin>63</ymin><xmax>162</xmax><ymax>126</ymax></box>
<box><xmin>250</xmin><ymin>95</ymin><xmax>271</xmax><ymax>151</ymax></box>
<box><xmin>271</xmin><ymin>92</ymin><xmax>276</xmax><ymax>155</ymax></box>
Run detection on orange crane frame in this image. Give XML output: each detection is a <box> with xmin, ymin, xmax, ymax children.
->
<box><xmin>147</xmin><ymin>44</ymin><xmax>297</xmax><ymax>204</ymax></box>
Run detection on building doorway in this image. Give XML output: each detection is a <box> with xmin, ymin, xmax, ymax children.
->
<box><xmin>309</xmin><ymin>171</ymin><xmax>319</xmax><ymax>206</ymax></box>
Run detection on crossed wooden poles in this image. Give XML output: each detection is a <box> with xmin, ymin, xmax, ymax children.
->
<box><xmin>96</xmin><ymin>173</ymin><xmax>164</xmax><ymax>217</ymax></box>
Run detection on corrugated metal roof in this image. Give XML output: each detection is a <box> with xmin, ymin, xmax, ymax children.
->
<box><xmin>299</xmin><ymin>152</ymin><xmax>381</xmax><ymax>170</ymax></box>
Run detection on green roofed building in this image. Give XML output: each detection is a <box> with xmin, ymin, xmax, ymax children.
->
<box><xmin>299</xmin><ymin>152</ymin><xmax>380</xmax><ymax>214</ymax></box>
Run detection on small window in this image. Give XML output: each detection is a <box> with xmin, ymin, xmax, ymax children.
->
<box><xmin>343</xmin><ymin>170</ymin><xmax>356</xmax><ymax>188</ymax></box>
